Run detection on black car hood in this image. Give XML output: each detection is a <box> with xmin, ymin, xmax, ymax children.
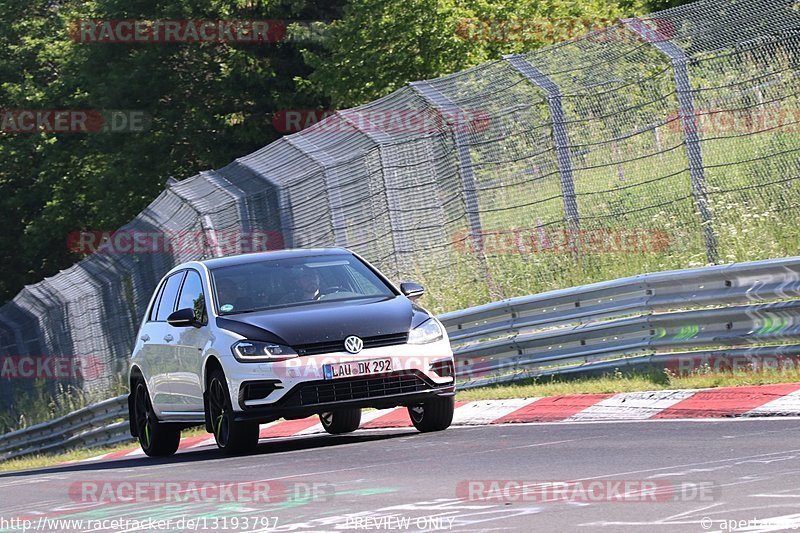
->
<box><xmin>216</xmin><ymin>296</ymin><xmax>430</xmax><ymax>346</ymax></box>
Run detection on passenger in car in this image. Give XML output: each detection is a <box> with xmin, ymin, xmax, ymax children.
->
<box><xmin>216</xmin><ymin>279</ymin><xmax>239</xmax><ymax>305</ymax></box>
<box><xmin>216</xmin><ymin>278</ymin><xmax>253</xmax><ymax>311</ymax></box>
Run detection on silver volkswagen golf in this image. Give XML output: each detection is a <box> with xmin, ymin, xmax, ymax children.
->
<box><xmin>128</xmin><ymin>248</ymin><xmax>456</xmax><ymax>456</ymax></box>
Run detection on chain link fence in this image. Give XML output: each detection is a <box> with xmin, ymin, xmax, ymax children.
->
<box><xmin>1</xmin><ymin>0</ymin><xmax>799</xmax><ymax>413</ymax></box>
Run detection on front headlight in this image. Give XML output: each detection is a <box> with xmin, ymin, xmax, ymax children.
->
<box><xmin>232</xmin><ymin>340</ymin><xmax>298</xmax><ymax>362</ymax></box>
<box><xmin>408</xmin><ymin>318</ymin><xmax>444</xmax><ymax>345</ymax></box>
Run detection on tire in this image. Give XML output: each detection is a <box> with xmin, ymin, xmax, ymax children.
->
<box><xmin>207</xmin><ymin>369</ymin><xmax>259</xmax><ymax>455</ymax></box>
<box><xmin>319</xmin><ymin>408</ymin><xmax>361</xmax><ymax>434</ymax></box>
<box><xmin>408</xmin><ymin>395</ymin><xmax>454</xmax><ymax>433</ymax></box>
<box><xmin>132</xmin><ymin>380</ymin><xmax>181</xmax><ymax>457</ymax></box>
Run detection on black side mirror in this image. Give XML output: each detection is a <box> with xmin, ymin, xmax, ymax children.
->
<box><xmin>400</xmin><ymin>282</ymin><xmax>425</xmax><ymax>301</ymax></box>
<box><xmin>167</xmin><ymin>308</ymin><xmax>198</xmax><ymax>328</ymax></box>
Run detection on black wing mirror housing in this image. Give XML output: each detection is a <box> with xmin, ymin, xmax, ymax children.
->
<box><xmin>400</xmin><ymin>282</ymin><xmax>425</xmax><ymax>301</ymax></box>
<box><xmin>167</xmin><ymin>308</ymin><xmax>198</xmax><ymax>328</ymax></box>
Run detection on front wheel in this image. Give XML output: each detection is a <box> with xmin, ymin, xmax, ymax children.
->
<box><xmin>408</xmin><ymin>395</ymin><xmax>454</xmax><ymax>433</ymax></box>
<box><xmin>319</xmin><ymin>408</ymin><xmax>361</xmax><ymax>434</ymax></box>
<box><xmin>133</xmin><ymin>380</ymin><xmax>181</xmax><ymax>457</ymax></box>
<box><xmin>207</xmin><ymin>369</ymin><xmax>259</xmax><ymax>455</ymax></box>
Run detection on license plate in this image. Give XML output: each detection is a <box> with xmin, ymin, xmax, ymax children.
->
<box><xmin>323</xmin><ymin>358</ymin><xmax>392</xmax><ymax>380</ymax></box>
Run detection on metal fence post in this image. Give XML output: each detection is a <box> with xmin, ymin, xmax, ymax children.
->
<box><xmin>254</xmin><ymin>168</ymin><xmax>295</xmax><ymax>250</ymax></box>
<box><xmin>219</xmin><ymin>160</ymin><xmax>295</xmax><ymax>250</ymax></box>
<box><xmin>504</xmin><ymin>55</ymin><xmax>580</xmax><ymax>234</ymax></box>
<box><xmin>410</xmin><ymin>80</ymin><xmax>499</xmax><ymax>298</ymax></box>
<box><xmin>623</xmin><ymin>18</ymin><xmax>719</xmax><ymax>264</ymax></box>
<box><xmin>285</xmin><ymin>135</ymin><xmax>349</xmax><ymax>247</ymax></box>
<box><xmin>337</xmin><ymin>112</ymin><xmax>411</xmax><ymax>278</ymax></box>
<box><xmin>203</xmin><ymin>170</ymin><xmax>252</xmax><ymax>234</ymax></box>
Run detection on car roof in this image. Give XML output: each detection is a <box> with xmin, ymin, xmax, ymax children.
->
<box><xmin>198</xmin><ymin>248</ymin><xmax>353</xmax><ymax>270</ymax></box>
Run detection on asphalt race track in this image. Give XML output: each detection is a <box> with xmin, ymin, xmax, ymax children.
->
<box><xmin>3</xmin><ymin>419</ymin><xmax>800</xmax><ymax>532</ymax></box>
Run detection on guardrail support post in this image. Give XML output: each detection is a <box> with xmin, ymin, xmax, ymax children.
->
<box><xmin>410</xmin><ymin>80</ymin><xmax>499</xmax><ymax>298</ymax></box>
<box><xmin>505</xmin><ymin>55</ymin><xmax>580</xmax><ymax>234</ymax></box>
<box><xmin>622</xmin><ymin>18</ymin><xmax>719</xmax><ymax>264</ymax></box>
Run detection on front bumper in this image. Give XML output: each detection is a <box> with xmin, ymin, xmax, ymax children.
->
<box><xmin>233</xmin><ymin>370</ymin><xmax>454</xmax><ymax>422</ymax></box>
<box><xmin>222</xmin><ymin>338</ymin><xmax>455</xmax><ymax>419</ymax></box>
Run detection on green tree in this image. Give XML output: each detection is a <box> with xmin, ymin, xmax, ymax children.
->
<box><xmin>0</xmin><ymin>0</ymin><xmax>345</xmax><ymax>301</ymax></box>
<box><xmin>302</xmin><ymin>0</ymin><xmax>649</xmax><ymax>109</ymax></box>
<box><xmin>645</xmin><ymin>0</ymin><xmax>699</xmax><ymax>11</ymax></box>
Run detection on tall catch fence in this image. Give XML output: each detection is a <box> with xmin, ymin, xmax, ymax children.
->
<box><xmin>2</xmin><ymin>0</ymin><xmax>800</xmax><ymax>410</ymax></box>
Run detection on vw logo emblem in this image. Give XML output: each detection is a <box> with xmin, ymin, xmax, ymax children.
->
<box><xmin>344</xmin><ymin>336</ymin><xmax>363</xmax><ymax>354</ymax></box>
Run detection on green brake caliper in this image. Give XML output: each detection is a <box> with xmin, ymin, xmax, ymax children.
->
<box><xmin>215</xmin><ymin>412</ymin><xmax>224</xmax><ymax>436</ymax></box>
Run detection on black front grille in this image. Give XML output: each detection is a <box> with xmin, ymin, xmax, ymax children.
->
<box><xmin>297</xmin><ymin>371</ymin><xmax>428</xmax><ymax>406</ymax></box>
<box><xmin>295</xmin><ymin>332</ymin><xmax>408</xmax><ymax>356</ymax></box>
<box><xmin>364</xmin><ymin>332</ymin><xmax>409</xmax><ymax>349</ymax></box>
<box><xmin>295</xmin><ymin>340</ymin><xmax>341</xmax><ymax>356</ymax></box>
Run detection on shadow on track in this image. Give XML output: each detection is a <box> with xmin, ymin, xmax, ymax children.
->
<box><xmin>0</xmin><ymin>429</ymin><xmax>419</xmax><ymax>479</ymax></box>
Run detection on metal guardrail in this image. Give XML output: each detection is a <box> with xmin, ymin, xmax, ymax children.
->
<box><xmin>441</xmin><ymin>256</ymin><xmax>800</xmax><ymax>389</ymax></box>
<box><xmin>4</xmin><ymin>256</ymin><xmax>800</xmax><ymax>460</ymax></box>
<box><xmin>0</xmin><ymin>395</ymin><xmax>129</xmax><ymax>462</ymax></box>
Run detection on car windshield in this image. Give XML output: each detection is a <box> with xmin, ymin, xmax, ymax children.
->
<box><xmin>210</xmin><ymin>254</ymin><xmax>396</xmax><ymax>315</ymax></box>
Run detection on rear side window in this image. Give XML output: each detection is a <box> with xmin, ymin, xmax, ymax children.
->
<box><xmin>148</xmin><ymin>281</ymin><xmax>166</xmax><ymax>322</ymax></box>
<box><xmin>155</xmin><ymin>272</ymin><xmax>185</xmax><ymax>321</ymax></box>
<box><xmin>177</xmin><ymin>270</ymin><xmax>207</xmax><ymax>324</ymax></box>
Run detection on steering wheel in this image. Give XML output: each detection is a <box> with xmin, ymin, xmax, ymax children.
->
<box><xmin>319</xmin><ymin>286</ymin><xmax>345</xmax><ymax>298</ymax></box>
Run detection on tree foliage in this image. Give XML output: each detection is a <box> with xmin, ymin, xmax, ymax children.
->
<box><xmin>0</xmin><ymin>0</ymin><xmax>344</xmax><ymax>300</ymax></box>
<box><xmin>302</xmin><ymin>0</ymin><xmax>652</xmax><ymax>108</ymax></box>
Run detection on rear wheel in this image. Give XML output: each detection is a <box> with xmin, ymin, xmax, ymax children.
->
<box><xmin>133</xmin><ymin>380</ymin><xmax>181</xmax><ymax>457</ymax></box>
<box><xmin>319</xmin><ymin>408</ymin><xmax>361</xmax><ymax>434</ymax></box>
<box><xmin>207</xmin><ymin>369</ymin><xmax>259</xmax><ymax>455</ymax></box>
<box><xmin>408</xmin><ymin>395</ymin><xmax>454</xmax><ymax>432</ymax></box>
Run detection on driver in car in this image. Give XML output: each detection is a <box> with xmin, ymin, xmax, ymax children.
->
<box><xmin>290</xmin><ymin>266</ymin><xmax>321</xmax><ymax>301</ymax></box>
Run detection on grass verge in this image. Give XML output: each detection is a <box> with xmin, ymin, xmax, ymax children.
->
<box><xmin>0</xmin><ymin>426</ymin><xmax>207</xmax><ymax>473</ymax></box>
<box><xmin>455</xmin><ymin>368</ymin><xmax>800</xmax><ymax>401</ymax></box>
<box><xmin>0</xmin><ymin>440</ymin><xmax>136</xmax><ymax>473</ymax></box>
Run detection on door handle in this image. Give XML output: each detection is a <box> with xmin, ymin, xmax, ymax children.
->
<box><xmin>140</xmin><ymin>334</ymin><xmax>150</xmax><ymax>342</ymax></box>
<box><xmin>163</xmin><ymin>334</ymin><xmax>174</xmax><ymax>342</ymax></box>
